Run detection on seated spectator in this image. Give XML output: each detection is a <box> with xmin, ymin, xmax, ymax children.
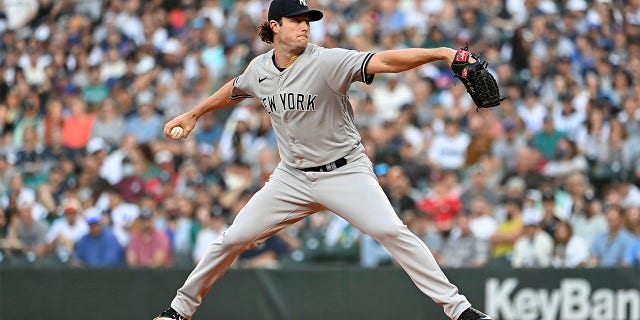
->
<box><xmin>464</xmin><ymin>113</ymin><xmax>494</xmax><ymax>166</ymax></box>
<box><xmin>576</xmin><ymin>107</ymin><xmax>611</xmax><ymax>185</ymax></box>
<box><xmin>491</xmin><ymin>118</ymin><xmax>528</xmax><ymax>172</ymax></box>
<box><xmin>625</xmin><ymin>206</ymin><xmax>640</xmax><ymax>236</ymax></box>
<box><xmin>530</xmin><ymin>115</ymin><xmax>564</xmax><ymax>161</ymax></box>
<box><xmin>426</xmin><ymin>117</ymin><xmax>470</xmax><ymax>171</ymax></box>
<box><xmin>540</xmin><ymin>189</ymin><xmax>563</xmax><ymax>237</ymax></box>
<box><xmin>74</xmin><ymin>207</ymin><xmax>124</xmax><ymax>267</ymax></box>
<box><xmin>123</xmin><ymin>91</ymin><xmax>163</xmax><ymax>144</ymax></box>
<box><xmin>105</xmin><ymin>187</ymin><xmax>140</xmax><ymax>247</ymax></box>
<box><xmin>618</xmin><ymin>180</ymin><xmax>640</xmax><ymax>209</ymax></box>
<box><xmin>541</xmin><ymin>137</ymin><xmax>588</xmax><ymax>179</ymax></box>
<box><xmin>5</xmin><ymin>190</ymin><xmax>48</xmax><ymax>264</ymax></box>
<box><xmin>552</xmin><ymin>92</ymin><xmax>585</xmax><ymax>142</ymax></box>
<box><xmin>404</xmin><ymin>211</ymin><xmax>444</xmax><ymax>261</ymax></box>
<box><xmin>489</xmin><ymin>198</ymin><xmax>524</xmax><ymax>267</ymax></box>
<box><xmin>238</xmin><ymin>234</ymin><xmax>290</xmax><ymax>269</ymax></box>
<box><xmin>551</xmin><ymin>221</ymin><xmax>589</xmax><ymax>268</ymax></box>
<box><xmin>126</xmin><ymin>208</ymin><xmax>172</xmax><ymax>267</ymax></box>
<box><xmin>193</xmin><ymin>205</ymin><xmax>229</xmax><ymax>264</ymax></box>
<box><xmin>321</xmin><ymin>214</ymin><xmax>361</xmax><ymax>263</ymax></box>
<box><xmin>570</xmin><ymin>195</ymin><xmax>608</xmax><ymax>246</ymax></box>
<box><xmin>460</xmin><ymin>165</ymin><xmax>499</xmax><ymax>211</ymax></box>
<box><xmin>564</xmin><ymin>172</ymin><xmax>592</xmax><ymax>217</ymax></box>
<box><xmin>44</xmin><ymin>197</ymin><xmax>89</xmax><ymax>264</ymax></box>
<box><xmin>90</xmin><ymin>98</ymin><xmax>125</xmax><ymax>148</ymax></box>
<box><xmin>194</xmin><ymin>112</ymin><xmax>223</xmax><ymax>149</ymax></box>
<box><xmin>418</xmin><ymin>170</ymin><xmax>462</xmax><ymax>232</ymax></box>
<box><xmin>62</xmin><ymin>97</ymin><xmax>96</xmax><ymax>151</ymax></box>
<box><xmin>519</xmin><ymin>90</ymin><xmax>548</xmax><ymax>138</ymax></box>
<box><xmin>468</xmin><ymin>196</ymin><xmax>498</xmax><ymax>241</ymax></box>
<box><xmin>589</xmin><ymin>206</ymin><xmax>634</xmax><ymax>267</ymax></box>
<box><xmin>439</xmin><ymin>214</ymin><xmax>489</xmax><ymax>268</ymax></box>
<box><xmin>512</xmin><ymin>212</ymin><xmax>554</xmax><ymax>268</ymax></box>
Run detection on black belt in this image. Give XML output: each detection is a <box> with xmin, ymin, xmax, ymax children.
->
<box><xmin>300</xmin><ymin>157</ymin><xmax>347</xmax><ymax>172</ymax></box>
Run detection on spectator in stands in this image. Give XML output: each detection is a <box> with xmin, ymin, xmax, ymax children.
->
<box><xmin>385</xmin><ymin>165</ymin><xmax>418</xmax><ymax>221</ymax></box>
<box><xmin>44</xmin><ymin>197</ymin><xmax>89</xmax><ymax>264</ymax></box>
<box><xmin>124</xmin><ymin>91</ymin><xmax>164</xmax><ymax>144</ymax></box>
<box><xmin>490</xmin><ymin>197</ymin><xmax>525</xmax><ymax>267</ymax></box>
<box><xmin>237</xmin><ymin>233</ymin><xmax>290</xmax><ymax>269</ymax></box>
<box><xmin>126</xmin><ymin>208</ymin><xmax>172</xmax><ymax>267</ymax></box>
<box><xmin>104</xmin><ymin>187</ymin><xmax>140</xmax><ymax>247</ymax></box>
<box><xmin>194</xmin><ymin>112</ymin><xmax>224</xmax><ymax>151</ymax></box>
<box><xmin>469</xmin><ymin>196</ymin><xmax>498</xmax><ymax>241</ymax></box>
<box><xmin>551</xmin><ymin>221</ymin><xmax>589</xmax><ymax>268</ymax></box>
<box><xmin>439</xmin><ymin>214</ymin><xmax>489</xmax><ymax>268</ymax></box>
<box><xmin>552</xmin><ymin>92</ymin><xmax>585</xmax><ymax>142</ymax></box>
<box><xmin>570</xmin><ymin>194</ymin><xmax>608</xmax><ymax>247</ymax></box>
<box><xmin>171</xmin><ymin>196</ymin><xmax>198</xmax><ymax>267</ymax></box>
<box><xmin>540</xmin><ymin>189</ymin><xmax>563</xmax><ymax>237</ymax></box>
<box><xmin>43</xmin><ymin>98</ymin><xmax>64</xmax><ymax>147</ymax></box>
<box><xmin>502</xmin><ymin>147</ymin><xmax>547</xmax><ymax>191</ymax></box>
<box><xmin>491</xmin><ymin>117</ymin><xmax>527</xmax><ymax>173</ymax></box>
<box><xmin>512</xmin><ymin>212</ymin><xmax>553</xmax><ymax>268</ymax></box>
<box><xmin>5</xmin><ymin>190</ymin><xmax>48</xmax><ymax>263</ymax></box>
<box><xmin>417</xmin><ymin>170</ymin><xmax>462</xmax><ymax>232</ymax></box>
<box><xmin>589</xmin><ymin>205</ymin><xmax>633</xmax><ymax>267</ymax></box>
<box><xmin>427</xmin><ymin>117</ymin><xmax>470</xmax><ymax>171</ymax></box>
<box><xmin>460</xmin><ymin>165</ymin><xmax>499</xmax><ymax>211</ymax></box>
<box><xmin>193</xmin><ymin>204</ymin><xmax>229</xmax><ymax>264</ymax></box>
<box><xmin>15</xmin><ymin>125</ymin><xmax>44</xmax><ymax>167</ymax></box>
<box><xmin>623</xmin><ymin>208</ymin><xmax>640</xmax><ymax>266</ymax></box>
<box><xmin>465</xmin><ymin>113</ymin><xmax>494</xmax><ymax>166</ymax></box>
<box><xmin>624</xmin><ymin>206</ymin><xmax>640</xmax><ymax>236</ymax></box>
<box><xmin>90</xmin><ymin>98</ymin><xmax>125</xmax><ymax>148</ymax></box>
<box><xmin>74</xmin><ymin>207</ymin><xmax>124</xmax><ymax>268</ymax></box>
<box><xmin>618</xmin><ymin>180</ymin><xmax>640</xmax><ymax>209</ymax></box>
<box><xmin>541</xmin><ymin>137</ymin><xmax>588</xmax><ymax>179</ymax></box>
<box><xmin>519</xmin><ymin>90</ymin><xmax>548</xmax><ymax>137</ymax></box>
<box><xmin>62</xmin><ymin>97</ymin><xmax>95</xmax><ymax>151</ymax></box>
<box><xmin>564</xmin><ymin>172</ymin><xmax>592</xmax><ymax>216</ymax></box>
<box><xmin>530</xmin><ymin>115</ymin><xmax>565</xmax><ymax>161</ymax></box>
<box><xmin>13</xmin><ymin>95</ymin><xmax>42</xmax><ymax>149</ymax></box>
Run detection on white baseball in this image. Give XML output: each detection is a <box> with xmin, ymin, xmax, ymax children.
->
<box><xmin>170</xmin><ymin>126</ymin><xmax>184</xmax><ymax>139</ymax></box>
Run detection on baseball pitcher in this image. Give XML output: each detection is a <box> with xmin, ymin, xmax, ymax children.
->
<box><xmin>154</xmin><ymin>0</ymin><xmax>499</xmax><ymax>319</ymax></box>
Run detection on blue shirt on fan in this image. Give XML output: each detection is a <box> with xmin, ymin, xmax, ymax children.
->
<box><xmin>75</xmin><ymin>227</ymin><xmax>124</xmax><ymax>267</ymax></box>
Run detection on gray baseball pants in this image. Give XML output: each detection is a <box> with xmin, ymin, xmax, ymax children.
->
<box><xmin>170</xmin><ymin>152</ymin><xmax>471</xmax><ymax>320</ymax></box>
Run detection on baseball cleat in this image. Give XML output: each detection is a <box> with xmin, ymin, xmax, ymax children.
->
<box><xmin>457</xmin><ymin>306</ymin><xmax>491</xmax><ymax>320</ymax></box>
<box><xmin>154</xmin><ymin>307</ymin><xmax>188</xmax><ymax>320</ymax></box>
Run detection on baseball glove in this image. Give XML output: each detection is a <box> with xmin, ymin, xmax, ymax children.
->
<box><xmin>451</xmin><ymin>46</ymin><xmax>503</xmax><ymax>110</ymax></box>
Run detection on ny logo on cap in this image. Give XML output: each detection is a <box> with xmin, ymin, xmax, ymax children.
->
<box><xmin>299</xmin><ymin>0</ymin><xmax>307</xmax><ymax>6</ymax></box>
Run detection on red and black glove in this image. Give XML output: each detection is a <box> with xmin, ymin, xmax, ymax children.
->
<box><xmin>450</xmin><ymin>46</ymin><xmax>503</xmax><ymax>110</ymax></box>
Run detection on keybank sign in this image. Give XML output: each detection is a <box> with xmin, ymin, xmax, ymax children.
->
<box><xmin>486</xmin><ymin>278</ymin><xmax>640</xmax><ymax>320</ymax></box>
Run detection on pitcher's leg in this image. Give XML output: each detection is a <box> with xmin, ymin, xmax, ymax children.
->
<box><xmin>171</xmin><ymin>175</ymin><xmax>315</xmax><ymax>318</ymax></box>
<box><xmin>313</xmin><ymin>165</ymin><xmax>471</xmax><ymax>320</ymax></box>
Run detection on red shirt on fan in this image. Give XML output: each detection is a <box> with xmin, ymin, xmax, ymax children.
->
<box><xmin>417</xmin><ymin>171</ymin><xmax>462</xmax><ymax>230</ymax></box>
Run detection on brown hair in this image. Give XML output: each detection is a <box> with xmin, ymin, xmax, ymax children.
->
<box><xmin>257</xmin><ymin>18</ymin><xmax>282</xmax><ymax>44</ymax></box>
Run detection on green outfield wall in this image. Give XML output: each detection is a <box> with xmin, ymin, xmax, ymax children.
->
<box><xmin>1</xmin><ymin>267</ymin><xmax>639</xmax><ymax>320</ymax></box>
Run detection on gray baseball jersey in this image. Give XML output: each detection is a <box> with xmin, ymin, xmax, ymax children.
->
<box><xmin>231</xmin><ymin>44</ymin><xmax>374</xmax><ymax>168</ymax></box>
<box><xmin>168</xmin><ymin>44</ymin><xmax>473</xmax><ymax>320</ymax></box>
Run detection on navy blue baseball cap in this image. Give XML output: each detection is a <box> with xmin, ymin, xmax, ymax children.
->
<box><xmin>268</xmin><ymin>0</ymin><xmax>323</xmax><ymax>22</ymax></box>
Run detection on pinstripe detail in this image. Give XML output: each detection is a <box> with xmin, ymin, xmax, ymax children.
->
<box><xmin>230</xmin><ymin>94</ymin><xmax>253</xmax><ymax>100</ymax></box>
<box><xmin>230</xmin><ymin>76</ymin><xmax>253</xmax><ymax>100</ymax></box>
<box><xmin>360</xmin><ymin>52</ymin><xmax>375</xmax><ymax>84</ymax></box>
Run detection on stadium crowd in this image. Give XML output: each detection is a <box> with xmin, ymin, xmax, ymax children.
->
<box><xmin>0</xmin><ymin>0</ymin><xmax>639</xmax><ymax>270</ymax></box>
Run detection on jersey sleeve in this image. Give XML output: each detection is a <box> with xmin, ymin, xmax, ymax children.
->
<box><xmin>230</xmin><ymin>59</ymin><xmax>258</xmax><ymax>100</ymax></box>
<box><xmin>321</xmin><ymin>48</ymin><xmax>375</xmax><ymax>93</ymax></box>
